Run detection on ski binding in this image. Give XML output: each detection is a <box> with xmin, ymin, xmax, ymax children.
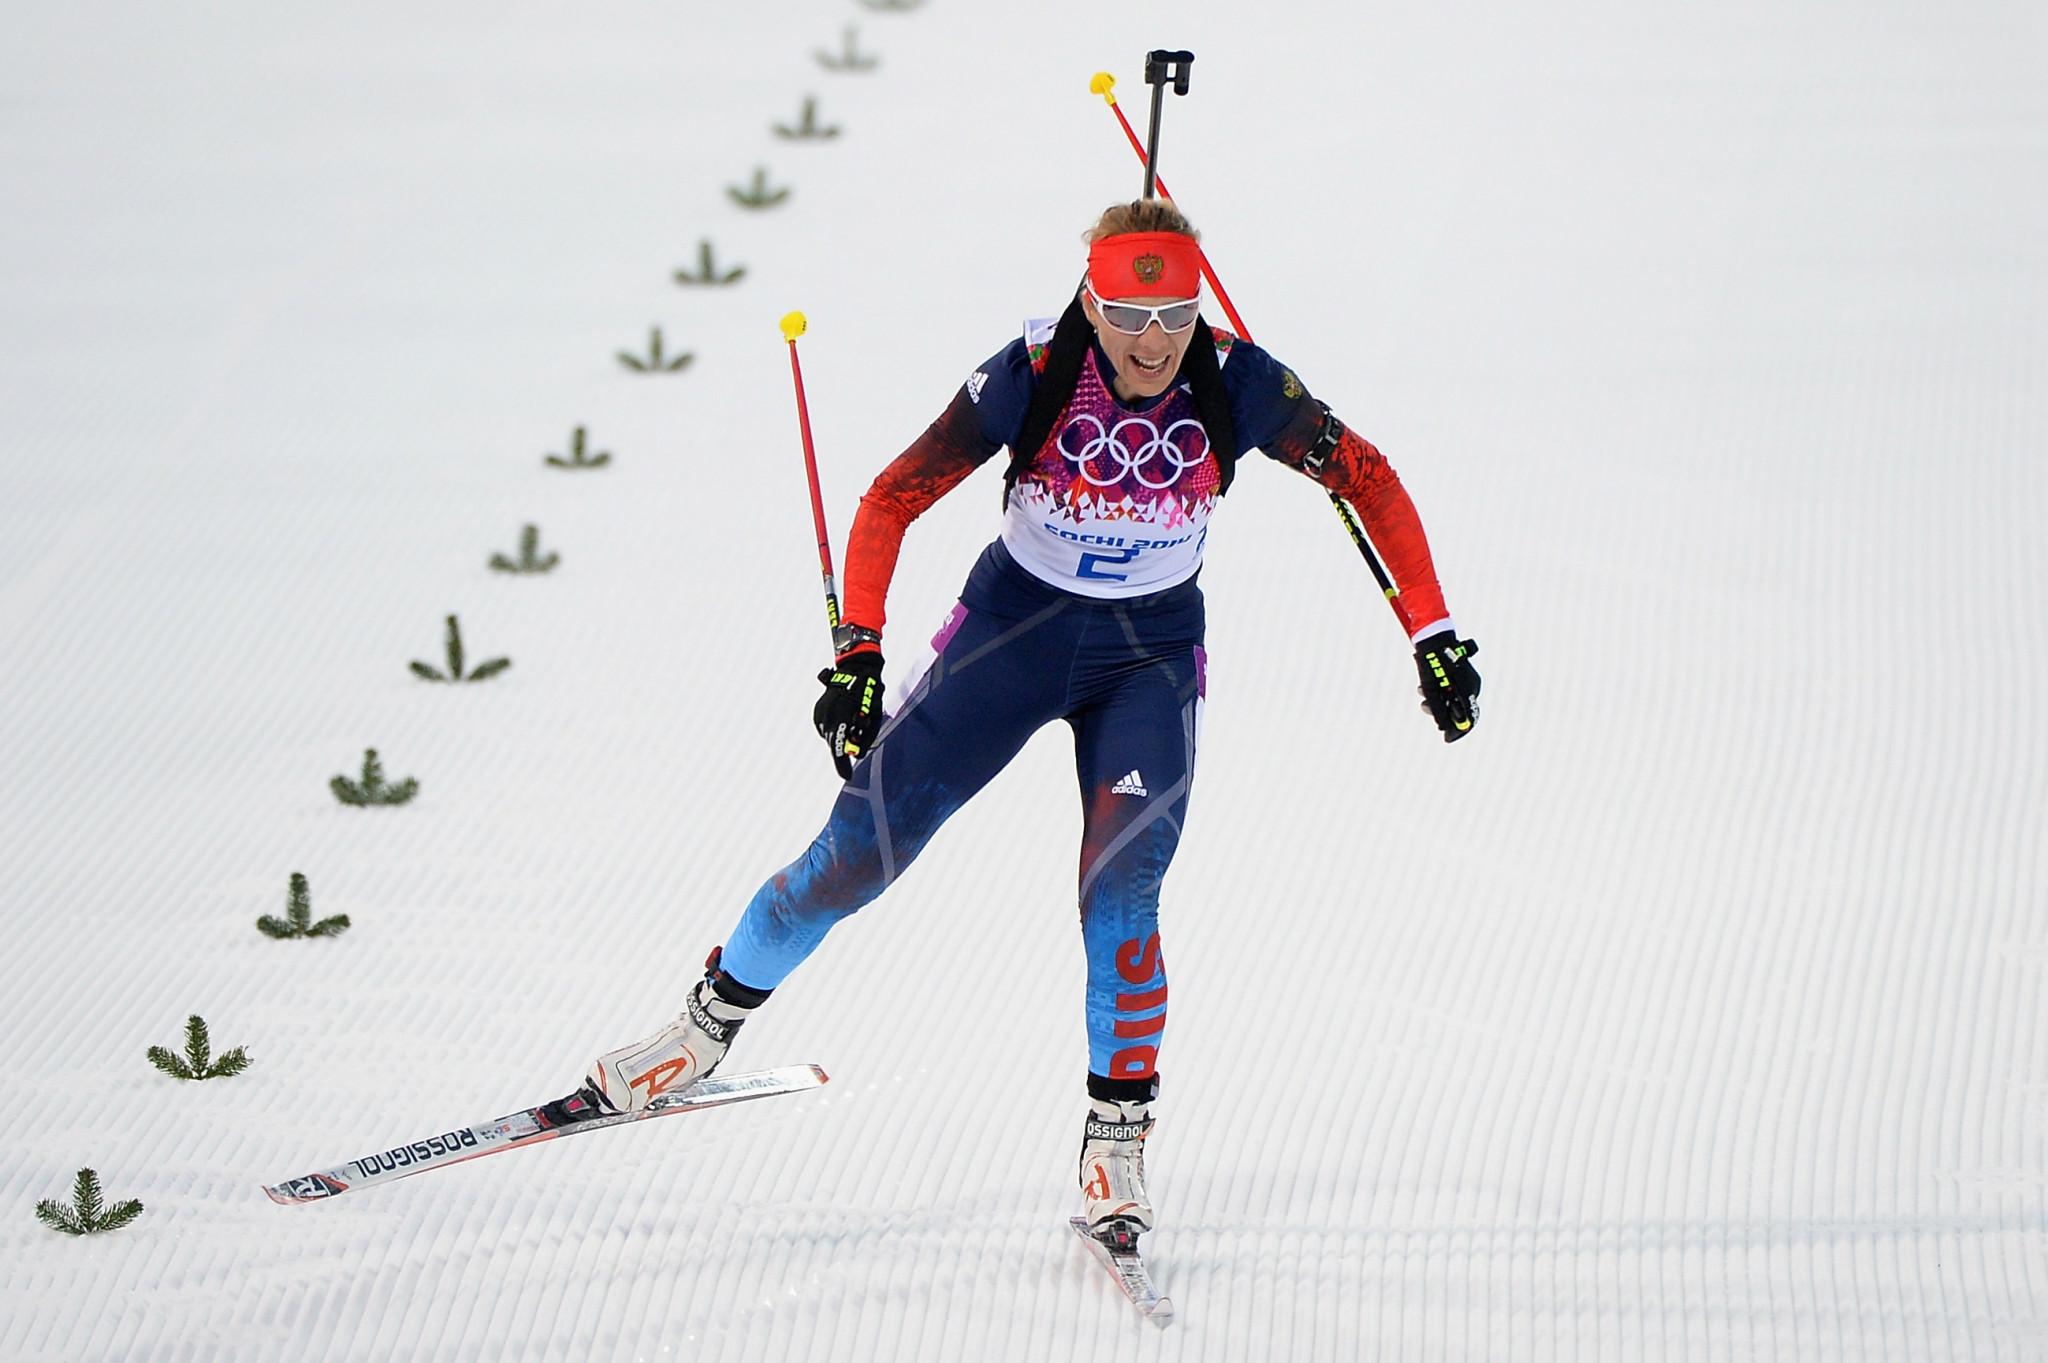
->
<box><xmin>1070</xmin><ymin>1215</ymin><xmax>1174</xmax><ymax>1327</ymax></box>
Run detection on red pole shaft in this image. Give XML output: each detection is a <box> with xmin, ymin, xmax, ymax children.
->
<box><xmin>1104</xmin><ymin>98</ymin><xmax>1255</xmax><ymax>344</ymax></box>
<box><xmin>782</xmin><ymin>315</ymin><xmax>842</xmax><ymax>635</ymax></box>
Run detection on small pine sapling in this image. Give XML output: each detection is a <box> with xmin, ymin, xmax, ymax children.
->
<box><xmin>616</xmin><ymin>327</ymin><xmax>695</xmax><ymax>374</ymax></box>
<box><xmin>489</xmin><ymin>525</ymin><xmax>559</xmax><ymax>575</ymax></box>
<box><xmin>147</xmin><ymin>1015</ymin><xmax>251</xmax><ymax>1081</ymax></box>
<box><xmin>674</xmin><ymin>240</ymin><xmax>745</xmax><ymax>287</ymax></box>
<box><xmin>814</xmin><ymin>27</ymin><xmax>879</xmax><ymax>72</ymax></box>
<box><xmin>258</xmin><ymin>872</ymin><xmax>351</xmax><ymax>939</ymax></box>
<box><xmin>773</xmin><ymin>96</ymin><xmax>842</xmax><ymax>141</ymax></box>
<box><xmin>546</xmin><ymin>426</ymin><xmax>611</xmax><ymax>469</ymax></box>
<box><xmin>36</xmin><ymin>1169</ymin><xmax>144</xmax><ymax>1236</ymax></box>
<box><xmin>410</xmin><ymin>614</ymin><xmax>511</xmax><ymax>682</ymax></box>
<box><xmin>726</xmin><ymin>167</ymin><xmax>791</xmax><ymax>210</ymax></box>
<box><xmin>331</xmin><ymin>748</ymin><xmax>419</xmax><ymax>806</ymax></box>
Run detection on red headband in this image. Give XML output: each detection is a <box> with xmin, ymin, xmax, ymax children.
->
<box><xmin>1086</xmin><ymin>231</ymin><xmax>1203</xmax><ymax>300</ymax></box>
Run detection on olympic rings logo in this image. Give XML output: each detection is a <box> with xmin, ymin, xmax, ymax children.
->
<box><xmin>1055</xmin><ymin>414</ymin><xmax>1210</xmax><ymax>490</ymax></box>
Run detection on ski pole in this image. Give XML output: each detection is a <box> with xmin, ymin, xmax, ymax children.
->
<box><xmin>1140</xmin><ymin>49</ymin><xmax>1191</xmax><ymax>199</ymax></box>
<box><xmin>1090</xmin><ymin>68</ymin><xmax>1253</xmax><ymax>341</ymax></box>
<box><xmin>1091</xmin><ymin>65</ymin><xmax>1407</xmax><ymax>633</ymax></box>
<box><xmin>779</xmin><ymin>310</ymin><xmax>843</xmax><ymax>642</ymax></box>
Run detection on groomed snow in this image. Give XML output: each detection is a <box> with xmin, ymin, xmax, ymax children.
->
<box><xmin>1</xmin><ymin>1</ymin><xmax>2042</xmax><ymax>1359</ymax></box>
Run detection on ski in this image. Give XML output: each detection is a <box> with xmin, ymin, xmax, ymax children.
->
<box><xmin>263</xmin><ymin>1064</ymin><xmax>828</xmax><ymax>1205</ymax></box>
<box><xmin>1069</xmin><ymin>1216</ymin><xmax>1174</xmax><ymax>1327</ymax></box>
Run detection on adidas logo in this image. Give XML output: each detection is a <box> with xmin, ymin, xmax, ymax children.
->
<box><xmin>965</xmin><ymin>370</ymin><xmax>989</xmax><ymax>404</ymax></box>
<box><xmin>1110</xmin><ymin>769</ymin><xmax>1147</xmax><ymax>797</ymax></box>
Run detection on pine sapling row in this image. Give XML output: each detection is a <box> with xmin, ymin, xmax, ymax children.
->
<box><xmin>258</xmin><ymin>872</ymin><xmax>351</xmax><ymax>939</ymax></box>
<box><xmin>815</xmin><ymin>27</ymin><xmax>879</xmax><ymax>72</ymax></box>
<box><xmin>726</xmin><ymin>167</ymin><xmax>791</xmax><ymax>211</ymax></box>
<box><xmin>146</xmin><ymin>1015</ymin><xmax>250</xmax><ymax>1081</ymax></box>
<box><xmin>489</xmin><ymin>525</ymin><xmax>559</xmax><ymax>575</ymax></box>
<box><xmin>331</xmin><ymin>748</ymin><xmax>419</xmax><ymax>806</ymax></box>
<box><xmin>546</xmin><ymin>426</ymin><xmax>611</xmax><ymax>469</ymax></box>
<box><xmin>36</xmin><ymin>1169</ymin><xmax>143</xmax><ymax>1236</ymax></box>
<box><xmin>773</xmin><ymin>96</ymin><xmax>841</xmax><ymax>141</ymax></box>
<box><xmin>617</xmin><ymin>327</ymin><xmax>695</xmax><ymax>373</ymax></box>
<box><xmin>674</xmin><ymin>240</ymin><xmax>745</xmax><ymax>287</ymax></box>
<box><xmin>410</xmin><ymin>614</ymin><xmax>511</xmax><ymax>682</ymax></box>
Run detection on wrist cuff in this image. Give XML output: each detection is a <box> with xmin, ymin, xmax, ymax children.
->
<box><xmin>1408</xmin><ymin>617</ymin><xmax>1455</xmax><ymax>645</ymax></box>
<box><xmin>833</xmin><ymin>623</ymin><xmax>883</xmax><ymax>658</ymax></box>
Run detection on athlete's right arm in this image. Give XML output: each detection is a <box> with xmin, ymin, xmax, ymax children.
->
<box><xmin>839</xmin><ymin>393</ymin><xmax>996</xmax><ymax>648</ymax></box>
<box><xmin>836</xmin><ymin>345</ymin><xmax>1032</xmax><ymax>651</ymax></box>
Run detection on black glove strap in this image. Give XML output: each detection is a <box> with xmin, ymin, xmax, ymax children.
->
<box><xmin>1301</xmin><ymin>402</ymin><xmax>1344</xmax><ymax>478</ymax></box>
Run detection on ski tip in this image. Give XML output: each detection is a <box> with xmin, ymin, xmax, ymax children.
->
<box><xmin>780</xmin><ymin>310</ymin><xmax>808</xmax><ymax>342</ymax></box>
<box><xmin>807</xmin><ymin>1063</ymin><xmax>830</xmax><ymax>1085</ymax></box>
<box><xmin>262</xmin><ymin>1180</ymin><xmax>323</xmax><ymax>1206</ymax></box>
<box><xmin>263</xmin><ymin>1171</ymin><xmax>348</xmax><ymax>1206</ymax></box>
<box><xmin>1148</xmin><ymin>1298</ymin><xmax>1175</xmax><ymax>1329</ymax></box>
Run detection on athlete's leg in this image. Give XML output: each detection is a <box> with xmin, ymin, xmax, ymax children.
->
<box><xmin>590</xmin><ymin>568</ymin><xmax>1080</xmax><ymax>1113</ymax></box>
<box><xmin>1068</xmin><ymin>622</ymin><xmax>1202</xmax><ymax>1234</ymax></box>
<box><xmin>1069</xmin><ymin>627</ymin><xmax>1205</xmax><ymax>1087</ymax></box>
<box><xmin>719</xmin><ymin>593</ymin><xmax>1077</xmax><ymax>991</ymax></box>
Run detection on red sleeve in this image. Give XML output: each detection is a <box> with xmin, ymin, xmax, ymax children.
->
<box><xmin>839</xmin><ymin>391</ymin><xmax>1001</xmax><ymax>644</ymax></box>
<box><xmin>1266</xmin><ymin>403</ymin><xmax>1451</xmax><ymax>639</ymax></box>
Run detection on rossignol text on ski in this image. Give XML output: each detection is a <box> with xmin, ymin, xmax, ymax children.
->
<box><xmin>263</xmin><ymin>1065</ymin><xmax>827</xmax><ymax>1205</ymax></box>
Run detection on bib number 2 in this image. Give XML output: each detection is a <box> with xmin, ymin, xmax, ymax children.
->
<box><xmin>1077</xmin><ymin>546</ymin><xmax>1140</xmax><ymax>582</ymax></box>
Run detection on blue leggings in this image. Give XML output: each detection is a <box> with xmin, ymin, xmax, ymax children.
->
<box><xmin>720</xmin><ymin>540</ymin><xmax>1205</xmax><ymax>1082</ymax></box>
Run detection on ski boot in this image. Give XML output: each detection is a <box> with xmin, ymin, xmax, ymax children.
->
<box><xmin>1079</xmin><ymin>1093</ymin><xmax>1156</xmax><ymax>1249</ymax></box>
<box><xmin>584</xmin><ymin>950</ymin><xmax>766</xmax><ymax>1115</ymax></box>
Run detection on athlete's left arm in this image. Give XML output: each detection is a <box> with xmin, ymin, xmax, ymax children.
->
<box><xmin>1227</xmin><ymin>341</ymin><xmax>1453</xmax><ymax>640</ymax></box>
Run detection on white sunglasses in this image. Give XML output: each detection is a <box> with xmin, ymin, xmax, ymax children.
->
<box><xmin>1086</xmin><ymin>285</ymin><xmax>1202</xmax><ymax>336</ymax></box>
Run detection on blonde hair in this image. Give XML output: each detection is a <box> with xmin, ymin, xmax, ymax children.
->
<box><xmin>1085</xmin><ymin>199</ymin><xmax>1200</xmax><ymax>244</ymax></box>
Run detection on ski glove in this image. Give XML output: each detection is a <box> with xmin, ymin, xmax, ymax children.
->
<box><xmin>814</xmin><ymin>651</ymin><xmax>886</xmax><ymax>778</ymax></box>
<box><xmin>1413</xmin><ymin>631</ymin><xmax>1480</xmax><ymax>743</ymax></box>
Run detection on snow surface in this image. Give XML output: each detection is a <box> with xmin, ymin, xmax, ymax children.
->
<box><xmin>2</xmin><ymin>0</ymin><xmax>2044</xmax><ymax>1358</ymax></box>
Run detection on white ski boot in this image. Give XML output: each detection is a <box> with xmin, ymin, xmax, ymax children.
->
<box><xmin>586</xmin><ymin>972</ymin><xmax>758</xmax><ymax>1115</ymax></box>
<box><xmin>1079</xmin><ymin>1095</ymin><xmax>1155</xmax><ymax>1245</ymax></box>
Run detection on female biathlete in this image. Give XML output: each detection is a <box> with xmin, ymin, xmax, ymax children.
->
<box><xmin>577</xmin><ymin>199</ymin><xmax>1481</xmax><ymax>1248</ymax></box>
